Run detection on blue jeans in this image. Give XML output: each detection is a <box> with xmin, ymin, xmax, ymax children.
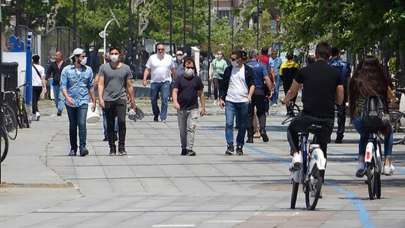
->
<box><xmin>150</xmin><ymin>81</ymin><xmax>171</xmax><ymax>121</ymax></box>
<box><xmin>53</xmin><ymin>84</ymin><xmax>65</xmax><ymax>113</ymax></box>
<box><xmin>271</xmin><ymin>74</ymin><xmax>281</xmax><ymax>104</ymax></box>
<box><xmin>225</xmin><ymin>101</ymin><xmax>249</xmax><ymax>146</ymax></box>
<box><xmin>66</xmin><ymin>104</ymin><xmax>88</xmax><ymax>151</ymax></box>
<box><xmin>352</xmin><ymin>117</ymin><xmax>393</xmax><ymax>157</ymax></box>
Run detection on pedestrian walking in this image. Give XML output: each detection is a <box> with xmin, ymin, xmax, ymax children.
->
<box><xmin>329</xmin><ymin>47</ymin><xmax>351</xmax><ymax>143</ymax></box>
<box><xmin>245</xmin><ymin>50</ymin><xmax>273</xmax><ymax>143</ymax></box>
<box><xmin>61</xmin><ymin>48</ymin><xmax>96</xmax><ymax>157</ymax></box>
<box><xmin>31</xmin><ymin>54</ymin><xmax>47</xmax><ymax>121</ymax></box>
<box><xmin>219</xmin><ymin>50</ymin><xmax>255</xmax><ymax>156</ymax></box>
<box><xmin>280</xmin><ymin>53</ymin><xmax>299</xmax><ymax>116</ymax></box>
<box><xmin>173</xmin><ymin>57</ymin><xmax>206</xmax><ymax>156</ymax></box>
<box><xmin>46</xmin><ymin>50</ymin><xmax>69</xmax><ymax>116</ymax></box>
<box><xmin>174</xmin><ymin>50</ymin><xmax>185</xmax><ymax>78</ymax></box>
<box><xmin>269</xmin><ymin>49</ymin><xmax>282</xmax><ymax>105</ymax></box>
<box><xmin>98</xmin><ymin>47</ymin><xmax>137</xmax><ymax>156</ymax></box>
<box><xmin>209</xmin><ymin>51</ymin><xmax>228</xmax><ymax>104</ymax></box>
<box><xmin>143</xmin><ymin>43</ymin><xmax>176</xmax><ymax>122</ymax></box>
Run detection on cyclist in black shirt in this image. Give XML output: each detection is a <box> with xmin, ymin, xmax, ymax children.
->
<box><xmin>283</xmin><ymin>42</ymin><xmax>344</xmax><ymax>177</ymax></box>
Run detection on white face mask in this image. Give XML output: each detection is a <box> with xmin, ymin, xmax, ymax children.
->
<box><xmin>110</xmin><ymin>54</ymin><xmax>119</xmax><ymax>63</ymax></box>
<box><xmin>184</xmin><ymin>68</ymin><xmax>195</xmax><ymax>78</ymax></box>
<box><xmin>80</xmin><ymin>57</ymin><xmax>87</xmax><ymax>66</ymax></box>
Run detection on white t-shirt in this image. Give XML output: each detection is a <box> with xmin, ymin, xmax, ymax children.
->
<box><xmin>32</xmin><ymin>64</ymin><xmax>45</xmax><ymax>87</ymax></box>
<box><xmin>145</xmin><ymin>54</ymin><xmax>174</xmax><ymax>83</ymax></box>
<box><xmin>225</xmin><ymin>65</ymin><xmax>249</xmax><ymax>103</ymax></box>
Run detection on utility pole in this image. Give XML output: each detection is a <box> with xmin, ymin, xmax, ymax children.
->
<box><xmin>169</xmin><ymin>0</ymin><xmax>173</xmax><ymax>55</ymax></box>
<box><xmin>72</xmin><ymin>0</ymin><xmax>77</xmax><ymax>47</ymax></box>
<box><xmin>128</xmin><ymin>0</ymin><xmax>133</xmax><ymax>67</ymax></box>
<box><xmin>183</xmin><ymin>0</ymin><xmax>186</xmax><ymax>47</ymax></box>
<box><xmin>208</xmin><ymin>0</ymin><xmax>212</xmax><ymax>98</ymax></box>
<box><xmin>256</xmin><ymin>0</ymin><xmax>260</xmax><ymax>50</ymax></box>
<box><xmin>231</xmin><ymin>0</ymin><xmax>234</xmax><ymax>50</ymax></box>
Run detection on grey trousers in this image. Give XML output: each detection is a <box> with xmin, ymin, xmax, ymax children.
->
<box><xmin>177</xmin><ymin>109</ymin><xmax>199</xmax><ymax>150</ymax></box>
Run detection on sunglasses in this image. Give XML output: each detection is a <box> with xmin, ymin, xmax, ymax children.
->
<box><xmin>230</xmin><ymin>58</ymin><xmax>237</xmax><ymax>61</ymax></box>
<box><xmin>157</xmin><ymin>48</ymin><xmax>165</xmax><ymax>51</ymax></box>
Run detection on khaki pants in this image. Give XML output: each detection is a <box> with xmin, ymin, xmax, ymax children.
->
<box><xmin>177</xmin><ymin>109</ymin><xmax>199</xmax><ymax>150</ymax></box>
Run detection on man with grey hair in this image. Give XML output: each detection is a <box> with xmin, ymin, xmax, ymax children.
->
<box><xmin>245</xmin><ymin>50</ymin><xmax>273</xmax><ymax>143</ymax></box>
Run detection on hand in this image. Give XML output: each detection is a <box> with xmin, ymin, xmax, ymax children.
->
<box><xmin>42</xmin><ymin>87</ymin><xmax>47</xmax><ymax>95</ymax></box>
<box><xmin>248</xmin><ymin>96</ymin><xmax>252</xmax><ymax>103</ymax></box>
<box><xmin>91</xmin><ymin>103</ymin><xmax>96</xmax><ymax>112</ymax></box>
<box><xmin>66</xmin><ymin>96</ymin><xmax>75</xmax><ymax>107</ymax></box>
<box><xmin>99</xmin><ymin>99</ymin><xmax>105</xmax><ymax>109</ymax></box>
<box><xmin>281</xmin><ymin>98</ymin><xmax>288</xmax><ymax>105</ymax></box>
<box><xmin>174</xmin><ymin>102</ymin><xmax>181</xmax><ymax>110</ymax></box>
<box><xmin>142</xmin><ymin>79</ymin><xmax>148</xmax><ymax>87</ymax></box>
<box><xmin>130</xmin><ymin>101</ymin><xmax>137</xmax><ymax>110</ymax></box>
<box><xmin>218</xmin><ymin>99</ymin><xmax>225</xmax><ymax>109</ymax></box>
<box><xmin>200</xmin><ymin>108</ymin><xmax>207</xmax><ymax>116</ymax></box>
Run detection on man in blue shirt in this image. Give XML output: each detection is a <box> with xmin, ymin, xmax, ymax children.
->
<box><xmin>329</xmin><ymin>47</ymin><xmax>351</xmax><ymax>143</ymax></box>
<box><xmin>269</xmin><ymin>49</ymin><xmax>282</xmax><ymax>105</ymax></box>
<box><xmin>61</xmin><ymin>48</ymin><xmax>96</xmax><ymax>156</ymax></box>
<box><xmin>246</xmin><ymin>50</ymin><xmax>274</xmax><ymax>143</ymax></box>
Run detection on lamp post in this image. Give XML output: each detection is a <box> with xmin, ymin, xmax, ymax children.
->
<box><xmin>207</xmin><ymin>0</ymin><xmax>212</xmax><ymax>98</ymax></box>
<box><xmin>182</xmin><ymin>0</ymin><xmax>186</xmax><ymax>47</ymax></box>
<box><xmin>101</xmin><ymin>10</ymin><xmax>120</xmax><ymax>63</ymax></box>
<box><xmin>169</xmin><ymin>0</ymin><xmax>173</xmax><ymax>55</ymax></box>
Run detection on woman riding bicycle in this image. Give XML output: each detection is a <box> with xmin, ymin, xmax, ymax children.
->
<box><xmin>349</xmin><ymin>56</ymin><xmax>396</xmax><ymax>176</ymax></box>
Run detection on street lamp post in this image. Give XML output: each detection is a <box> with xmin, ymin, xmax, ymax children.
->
<box><xmin>182</xmin><ymin>0</ymin><xmax>186</xmax><ymax>47</ymax></box>
<box><xmin>256</xmin><ymin>0</ymin><xmax>260</xmax><ymax>50</ymax></box>
<box><xmin>169</xmin><ymin>0</ymin><xmax>173</xmax><ymax>55</ymax></box>
<box><xmin>101</xmin><ymin>10</ymin><xmax>120</xmax><ymax>63</ymax></box>
<box><xmin>72</xmin><ymin>0</ymin><xmax>77</xmax><ymax>47</ymax></box>
<box><xmin>207</xmin><ymin>0</ymin><xmax>212</xmax><ymax>98</ymax></box>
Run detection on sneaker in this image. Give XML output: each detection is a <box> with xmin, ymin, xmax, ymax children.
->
<box><xmin>118</xmin><ymin>148</ymin><xmax>127</xmax><ymax>156</ymax></box>
<box><xmin>68</xmin><ymin>149</ymin><xmax>77</xmax><ymax>156</ymax></box>
<box><xmin>246</xmin><ymin>137</ymin><xmax>253</xmax><ymax>143</ymax></box>
<box><xmin>383</xmin><ymin>164</ymin><xmax>395</xmax><ymax>176</ymax></box>
<box><xmin>80</xmin><ymin>148</ymin><xmax>89</xmax><ymax>157</ymax></box>
<box><xmin>213</xmin><ymin>100</ymin><xmax>217</xmax><ymax>105</ymax></box>
<box><xmin>102</xmin><ymin>136</ymin><xmax>108</xmax><ymax>141</ymax></box>
<box><xmin>36</xmin><ymin>112</ymin><xmax>40</xmax><ymax>121</ymax></box>
<box><xmin>225</xmin><ymin>144</ymin><xmax>234</xmax><ymax>155</ymax></box>
<box><xmin>236</xmin><ymin>146</ymin><xmax>244</xmax><ymax>156</ymax></box>
<box><xmin>335</xmin><ymin>135</ymin><xmax>343</xmax><ymax>144</ymax></box>
<box><xmin>355</xmin><ymin>155</ymin><xmax>366</xmax><ymax>178</ymax></box>
<box><xmin>260</xmin><ymin>130</ymin><xmax>269</xmax><ymax>142</ymax></box>
<box><xmin>109</xmin><ymin>146</ymin><xmax>117</xmax><ymax>156</ymax></box>
<box><xmin>187</xmin><ymin>150</ymin><xmax>196</xmax><ymax>156</ymax></box>
<box><xmin>181</xmin><ymin>149</ymin><xmax>188</xmax><ymax>156</ymax></box>
<box><xmin>162</xmin><ymin>119</ymin><xmax>167</xmax><ymax>123</ymax></box>
<box><xmin>291</xmin><ymin>152</ymin><xmax>302</xmax><ymax>171</ymax></box>
<box><xmin>153</xmin><ymin>116</ymin><xmax>159</xmax><ymax>122</ymax></box>
<box><xmin>57</xmin><ymin>111</ymin><xmax>62</xmax><ymax>116</ymax></box>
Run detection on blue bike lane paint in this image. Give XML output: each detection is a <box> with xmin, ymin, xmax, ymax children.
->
<box><xmin>243</xmin><ymin>143</ymin><xmax>375</xmax><ymax>228</ymax></box>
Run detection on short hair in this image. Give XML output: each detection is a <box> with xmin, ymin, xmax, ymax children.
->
<box><xmin>109</xmin><ymin>47</ymin><xmax>121</xmax><ymax>53</ymax></box>
<box><xmin>248</xmin><ymin>50</ymin><xmax>258</xmax><ymax>59</ymax></box>
<box><xmin>231</xmin><ymin>49</ymin><xmax>242</xmax><ymax>59</ymax></box>
<box><xmin>261</xmin><ymin>47</ymin><xmax>268</xmax><ymax>55</ymax></box>
<box><xmin>315</xmin><ymin>42</ymin><xmax>331</xmax><ymax>60</ymax></box>
<box><xmin>331</xmin><ymin>47</ymin><xmax>340</xmax><ymax>57</ymax></box>
<box><xmin>32</xmin><ymin>54</ymin><xmax>40</xmax><ymax>63</ymax></box>
<box><xmin>286</xmin><ymin>53</ymin><xmax>294</xmax><ymax>60</ymax></box>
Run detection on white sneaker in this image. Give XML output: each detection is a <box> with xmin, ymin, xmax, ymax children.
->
<box><xmin>36</xmin><ymin>112</ymin><xmax>41</xmax><ymax>121</ymax></box>
<box><xmin>383</xmin><ymin>164</ymin><xmax>395</xmax><ymax>176</ymax></box>
<box><xmin>213</xmin><ymin>100</ymin><xmax>217</xmax><ymax>105</ymax></box>
<box><xmin>290</xmin><ymin>152</ymin><xmax>302</xmax><ymax>171</ymax></box>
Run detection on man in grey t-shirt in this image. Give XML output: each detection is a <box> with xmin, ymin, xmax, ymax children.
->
<box><xmin>98</xmin><ymin>47</ymin><xmax>136</xmax><ymax>156</ymax></box>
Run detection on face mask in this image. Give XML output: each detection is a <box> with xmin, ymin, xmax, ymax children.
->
<box><xmin>184</xmin><ymin>68</ymin><xmax>195</xmax><ymax>78</ymax></box>
<box><xmin>176</xmin><ymin>56</ymin><xmax>183</xmax><ymax>61</ymax></box>
<box><xmin>80</xmin><ymin>57</ymin><xmax>87</xmax><ymax>65</ymax></box>
<box><xmin>110</xmin><ymin>54</ymin><xmax>119</xmax><ymax>63</ymax></box>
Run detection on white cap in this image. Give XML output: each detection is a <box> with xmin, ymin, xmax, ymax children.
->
<box><xmin>70</xmin><ymin>48</ymin><xmax>84</xmax><ymax>58</ymax></box>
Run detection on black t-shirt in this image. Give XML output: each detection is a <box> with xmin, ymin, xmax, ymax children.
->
<box><xmin>174</xmin><ymin>76</ymin><xmax>204</xmax><ymax>110</ymax></box>
<box><xmin>295</xmin><ymin>60</ymin><xmax>343</xmax><ymax>119</ymax></box>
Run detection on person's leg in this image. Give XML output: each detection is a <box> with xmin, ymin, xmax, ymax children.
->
<box><xmin>105</xmin><ymin>101</ymin><xmax>116</xmax><ymax>151</ymax></box>
<box><xmin>236</xmin><ymin>102</ymin><xmax>249</xmax><ymax>147</ymax></box>
<box><xmin>213</xmin><ymin>78</ymin><xmax>219</xmax><ymax>100</ymax></box>
<box><xmin>177</xmin><ymin>110</ymin><xmax>188</xmax><ymax>152</ymax></box>
<box><xmin>32</xmin><ymin>87</ymin><xmax>41</xmax><ymax>115</ymax></box>
<box><xmin>160</xmin><ymin>81</ymin><xmax>171</xmax><ymax>121</ymax></box>
<box><xmin>102</xmin><ymin>109</ymin><xmax>108</xmax><ymax>140</ymax></box>
<box><xmin>186</xmin><ymin>109</ymin><xmax>199</xmax><ymax>152</ymax></box>
<box><xmin>150</xmin><ymin>82</ymin><xmax>160</xmax><ymax>120</ymax></box>
<box><xmin>335</xmin><ymin>104</ymin><xmax>346</xmax><ymax>142</ymax></box>
<box><xmin>77</xmin><ymin>104</ymin><xmax>88</xmax><ymax>153</ymax></box>
<box><xmin>54</xmin><ymin>85</ymin><xmax>64</xmax><ymax>114</ymax></box>
<box><xmin>246</xmin><ymin>101</ymin><xmax>254</xmax><ymax>142</ymax></box>
<box><xmin>287</xmin><ymin>116</ymin><xmax>312</xmax><ymax>155</ymax></box>
<box><xmin>225</xmin><ymin>101</ymin><xmax>236</xmax><ymax>146</ymax></box>
<box><xmin>352</xmin><ymin>117</ymin><xmax>368</xmax><ymax>176</ymax></box>
<box><xmin>66</xmin><ymin>106</ymin><xmax>78</xmax><ymax>153</ymax></box>
<box><xmin>271</xmin><ymin>74</ymin><xmax>280</xmax><ymax>104</ymax></box>
<box><xmin>256</xmin><ymin>95</ymin><xmax>268</xmax><ymax>141</ymax></box>
<box><xmin>116</xmin><ymin>99</ymin><xmax>127</xmax><ymax>152</ymax></box>
<box><xmin>383</xmin><ymin>124</ymin><xmax>395</xmax><ymax>174</ymax></box>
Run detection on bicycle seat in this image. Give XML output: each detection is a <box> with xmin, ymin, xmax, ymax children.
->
<box><xmin>307</xmin><ymin>124</ymin><xmax>324</xmax><ymax>134</ymax></box>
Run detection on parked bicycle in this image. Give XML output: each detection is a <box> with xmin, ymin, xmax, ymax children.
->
<box><xmin>282</xmin><ymin>104</ymin><xmax>326</xmax><ymax>210</ymax></box>
<box><xmin>14</xmin><ymin>84</ymin><xmax>30</xmax><ymax>129</ymax></box>
<box><xmin>1</xmin><ymin>91</ymin><xmax>18</xmax><ymax>140</ymax></box>
<box><xmin>0</xmin><ymin>96</ymin><xmax>9</xmax><ymax>163</ymax></box>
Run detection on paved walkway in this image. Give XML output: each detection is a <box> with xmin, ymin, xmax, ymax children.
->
<box><xmin>1</xmin><ymin>100</ymin><xmax>405</xmax><ymax>228</ymax></box>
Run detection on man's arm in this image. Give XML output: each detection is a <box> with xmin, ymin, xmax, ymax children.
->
<box><xmin>198</xmin><ymin>89</ymin><xmax>207</xmax><ymax>116</ymax></box>
<box><xmin>172</xmin><ymin>88</ymin><xmax>180</xmax><ymax>110</ymax></box>
<box><xmin>335</xmin><ymin>85</ymin><xmax>344</xmax><ymax>105</ymax></box>
<box><xmin>126</xmin><ymin>78</ymin><xmax>136</xmax><ymax>110</ymax></box>
<box><xmin>248</xmin><ymin>85</ymin><xmax>255</xmax><ymax>102</ymax></box>
<box><xmin>283</xmin><ymin>80</ymin><xmax>300</xmax><ymax>104</ymax></box>
<box><xmin>98</xmin><ymin>74</ymin><xmax>105</xmax><ymax>108</ymax></box>
<box><xmin>60</xmin><ymin>70</ymin><xmax>74</xmax><ymax>107</ymax></box>
<box><xmin>263</xmin><ymin>75</ymin><xmax>273</xmax><ymax>96</ymax></box>
<box><xmin>143</xmin><ymin>68</ymin><xmax>150</xmax><ymax>86</ymax></box>
<box><xmin>171</xmin><ymin>67</ymin><xmax>176</xmax><ymax>80</ymax></box>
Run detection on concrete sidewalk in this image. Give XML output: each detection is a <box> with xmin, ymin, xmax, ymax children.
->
<box><xmin>1</xmin><ymin>99</ymin><xmax>405</xmax><ymax>228</ymax></box>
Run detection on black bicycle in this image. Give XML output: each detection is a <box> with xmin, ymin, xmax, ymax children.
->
<box><xmin>0</xmin><ymin>99</ymin><xmax>9</xmax><ymax>163</ymax></box>
<box><xmin>1</xmin><ymin>91</ymin><xmax>18</xmax><ymax>140</ymax></box>
<box><xmin>15</xmin><ymin>85</ymin><xmax>30</xmax><ymax>129</ymax></box>
<box><xmin>362</xmin><ymin>131</ymin><xmax>383</xmax><ymax>200</ymax></box>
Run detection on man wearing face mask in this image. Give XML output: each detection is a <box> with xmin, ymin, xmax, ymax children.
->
<box><xmin>173</xmin><ymin>57</ymin><xmax>206</xmax><ymax>156</ymax></box>
<box><xmin>61</xmin><ymin>48</ymin><xmax>96</xmax><ymax>157</ymax></box>
<box><xmin>98</xmin><ymin>47</ymin><xmax>137</xmax><ymax>156</ymax></box>
<box><xmin>143</xmin><ymin>43</ymin><xmax>176</xmax><ymax>122</ymax></box>
<box><xmin>219</xmin><ymin>50</ymin><xmax>255</xmax><ymax>156</ymax></box>
<box><xmin>46</xmin><ymin>50</ymin><xmax>68</xmax><ymax>116</ymax></box>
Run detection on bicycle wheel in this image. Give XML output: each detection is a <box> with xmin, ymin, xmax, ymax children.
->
<box><xmin>19</xmin><ymin>99</ymin><xmax>30</xmax><ymax>128</ymax></box>
<box><xmin>0</xmin><ymin>128</ymin><xmax>9</xmax><ymax>163</ymax></box>
<box><xmin>290</xmin><ymin>180</ymin><xmax>299</xmax><ymax>209</ymax></box>
<box><xmin>366</xmin><ymin>165</ymin><xmax>375</xmax><ymax>200</ymax></box>
<box><xmin>305</xmin><ymin>167</ymin><xmax>323</xmax><ymax>210</ymax></box>
<box><xmin>3</xmin><ymin>103</ymin><xmax>18</xmax><ymax>140</ymax></box>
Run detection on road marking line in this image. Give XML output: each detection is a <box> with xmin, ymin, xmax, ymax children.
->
<box><xmin>152</xmin><ymin>224</ymin><xmax>196</xmax><ymax>228</ymax></box>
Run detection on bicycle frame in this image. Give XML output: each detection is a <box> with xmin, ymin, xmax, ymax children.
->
<box><xmin>365</xmin><ymin>134</ymin><xmax>382</xmax><ymax>172</ymax></box>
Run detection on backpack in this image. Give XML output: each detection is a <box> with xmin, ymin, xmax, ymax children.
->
<box><xmin>361</xmin><ymin>96</ymin><xmax>389</xmax><ymax>133</ymax></box>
